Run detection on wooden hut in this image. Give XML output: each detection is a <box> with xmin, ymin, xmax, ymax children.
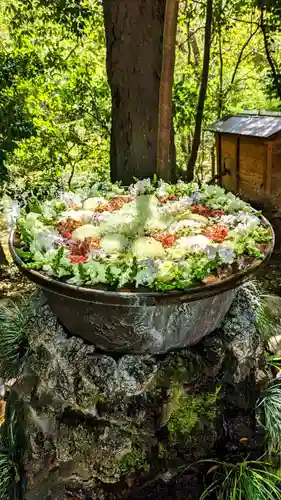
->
<box><xmin>208</xmin><ymin>113</ymin><xmax>281</xmax><ymax>209</ymax></box>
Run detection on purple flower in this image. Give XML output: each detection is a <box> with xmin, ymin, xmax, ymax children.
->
<box><xmin>204</xmin><ymin>245</ymin><xmax>217</xmax><ymax>260</ymax></box>
<box><xmin>191</xmin><ymin>192</ymin><xmax>202</xmax><ymax>204</ymax></box>
<box><xmin>218</xmin><ymin>246</ymin><xmax>235</xmax><ymax>264</ymax></box>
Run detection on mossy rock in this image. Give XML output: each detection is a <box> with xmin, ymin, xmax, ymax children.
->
<box><xmin>167</xmin><ymin>386</ymin><xmax>220</xmax><ymax>445</ymax></box>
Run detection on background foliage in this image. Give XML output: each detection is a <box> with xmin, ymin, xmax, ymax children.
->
<box><xmin>0</xmin><ymin>0</ymin><xmax>280</xmax><ymax>197</ymax></box>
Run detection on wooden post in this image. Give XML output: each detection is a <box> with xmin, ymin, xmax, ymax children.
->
<box><xmin>264</xmin><ymin>141</ymin><xmax>273</xmax><ymax>195</ymax></box>
<box><xmin>235</xmin><ymin>136</ymin><xmax>240</xmax><ymax>193</ymax></box>
<box><xmin>216</xmin><ymin>133</ymin><xmax>222</xmax><ymax>185</ymax></box>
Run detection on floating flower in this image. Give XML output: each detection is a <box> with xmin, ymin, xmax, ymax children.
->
<box><xmin>154</xmin><ymin>233</ymin><xmax>177</xmax><ymax>247</ymax></box>
<box><xmin>129</xmin><ymin>178</ymin><xmax>153</xmax><ymax>196</ymax></box>
<box><xmin>176</xmin><ymin>235</ymin><xmax>211</xmax><ymax>251</ymax></box>
<box><xmin>100</xmin><ymin>234</ymin><xmax>128</xmax><ymax>254</ymax></box>
<box><xmin>16</xmin><ymin>178</ymin><xmax>272</xmax><ymax>291</ymax></box>
<box><xmin>218</xmin><ymin>246</ymin><xmax>235</xmax><ymax>264</ymax></box>
<box><xmin>72</xmin><ymin>224</ymin><xmax>101</xmax><ymax>241</ymax></box>
<box><xmin>132</xmin><ymin>236</ymin><xmax>165</xmax><ymax>259</ymax></box>
<box><xmin>135</xmin><ymin>259</ymin><xmax>158</xmax><ymax>287</ymax></box>
<box><xmin>204</xmin><ymin>225</ymin><xmax>228</xmax><ymax>243</ymax></box>
<box><xmin>204</xmin><ymin>244</ymin><xmax>218</xmax><ymax>260</ymax></box>
<box><xmin>59</xmin><ymin>191</ymin><xmax>82</xmax><ymax>208</ymax></box>
<box><xmin>70</xmin><ymin>255</ymin><xmax>87</xmax><ymax>264</ymax></box>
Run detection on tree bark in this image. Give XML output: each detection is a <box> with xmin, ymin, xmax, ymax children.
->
<box><xmin>103</xmin><ymin>0</ymin><xmax>176</xmax><ymax>185</ymax></box>
<box><xmin>190</xmin><ymin>33</ymin><xmax>200</xmax><ymax>71</ymax></box>
<box><xmin>260</xmin><ymin>5</ymin><xmax>281</xmax><ymax>101</ymax></box>
<box><xmin>186</xmin><ymin>0</ymin><xmax>213</xmax><ymax>183</ymax></box>
<box><xmin>0</xmin><ymin>242</ymin><xmax>7</xmax><ymax>266</ymax></box>
<box><xmin>157</xmin><ymin>0</ymin><xmax>179</xmax><ymax>182</ymax></box>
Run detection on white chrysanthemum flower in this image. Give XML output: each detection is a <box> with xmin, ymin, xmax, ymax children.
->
<box><xmin>145</xmin><ymin>217</ymin><xmax>168</xmax><ymax>232</ymax></box>
<box><xmin>72</xmin><ymin>224</ymin><xmax>101</xmax><ymax>241</ymax></box>
<box><xmin>237</xmin><ymin>212</ymin><xmax>260</xmax><ymax>229</ymax></box>
<box><xmin>131</xmin><ymin>237</ymin><xmax>165</xmax><ymax>259</ymax></box>
<box><xmin>204</xmin><ymin>244</ymin><xmax>218</xmax><ymax>260</ymax></box>
<box><xmin>163</xmin><ymin>200</ymin><xmax>194</xmax><ymax>216</ymax></box>
<box><xmin>30</xmin><ymin>230</ymin><xmax>61</xmax><ymax>254</ymax></box>
<box><xmin>100</xmin><ymin>205</ymin><xmax>137</xmax><ymax>235</ymax></box>
<box><xmin>218</xmin><ymin>246</ymin><xmax>235</xmax><ymax>264</ymax></box>
<box><xmin>156</xmin><ymin>180</ymin><xmax>170</xmax><ymax>197</ymax></box>
<box><xmin>166</xmin><ymin>247</ymin><xmax>186</xmax><ymax>260</ymax></box>
<box><xmin>129</xmin><ymin>178</ymin><xmax>152</xmax><ymax>196</ymax></box>
<box><xmin>221</xmin><ymin>214</ymin><xmax>237</xmax><ymax>226</ymax></box>
<box><xmin>83</xmin><ymin>197</ymin><xmax>106</xmax><ymax>210</ymax></box>
<box><xmin>100</xmin><ymin>234</ymin><xmax>128</xmax><ymax>254</ymax></box>
<box><xmin>59</xmin><ymin>191</ymin><xmax>82</xmax><ymax>208</ymax></box>
<box><xmin>231</xmin><ymin>213</ymin><xmax>260</xmax><ymax>235</ymax></box>
<box><xmin>179</xmin><ymin>196</ymin><xmax>194</xmax><ymax>205</ymax></box>
<box><xmin>169</xmin><ymin>219</ymin><xmax>201</xmax><ymax>234</ymax></box>
<box><xmin>60</xmin><ymin>209</ymin><xmax>94</xmax><ymax>223</ymax></box>
<box><xmin>176</xmin><ymin>235</ymin><xmax>211</xmax><ymax>252</ymax></box>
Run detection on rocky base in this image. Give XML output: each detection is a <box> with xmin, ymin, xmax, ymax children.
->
<box><xmin>10</xmin><ymin>285</ymin><xmax>269</xmax><ymax>499</ymax></box>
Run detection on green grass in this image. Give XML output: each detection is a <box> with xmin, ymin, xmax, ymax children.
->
<box><xmin>237</xmin><ymin>280</ymin><xmax>281</xmax><ymax>343</ymax></box>
<box><xmin>258</xmin><ymin>380</ymin><xmax>281</xmax><ymax>455</ymax></box>
<box><xmin>0</xmin><ymin>452</ymin><xmax>12</xmax><ymax>499</ymax></box>
<box><xmin>0</xmin><ymin>297</ymin><xmax>35</xmax><ymax>379</ymax></box>
<box><xmin>200</xmin><ymin>459</ymin><xmax>281</xmax><ymax>500</ymax></box>
<box><xmin>0</xmin><ymin>393</ymin><xmax>26</xmax><ymax>499</ymax></box>
<box><xmin>257</xmin><ymin>294</ymin><xmax>281</xmax><ymax>344</ymax></box>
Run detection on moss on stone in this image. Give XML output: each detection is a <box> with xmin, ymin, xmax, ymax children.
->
<box><xmin>167</xmin><ymin>387</ymin><xmax>220</xmax><ymax>444</ymax></box>
<box><xmin>119</xmin><ymin>445</ymin><xmax>150</xmax><ymax>475</ymax></box>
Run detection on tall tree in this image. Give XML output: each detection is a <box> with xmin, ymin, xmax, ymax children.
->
<box><xmin>186</xmin><ymin>0</ymin><xmax>213</xmax><ymax>183</ymax></box>
<box><xmin>157</xmin><ymin>0</ymin><xmax>179</xmax><ymax>182</ymax></box>
<box><xmin>102</xmin><ymin>0</ymin><xmax>177</xmax><ymax>185</ymax></box>
<box><xmin>259</xmin><ymin>0</ymin><xmax>281</xmax><ymax>101</ymax></box>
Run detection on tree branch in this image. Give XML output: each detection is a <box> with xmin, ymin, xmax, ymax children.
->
<box><xmin>230</xmin><ymin>25</ymin><xmax>259</xmax><ymax>87</ymax></box>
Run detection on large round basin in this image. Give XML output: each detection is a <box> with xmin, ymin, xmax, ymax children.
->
<box><xmin>9</xmin><ymin>222</ymin><xmax>274</xmax><ymax>354</ymax></box>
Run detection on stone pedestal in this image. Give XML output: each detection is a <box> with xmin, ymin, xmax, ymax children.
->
<box><xmin>10</xmin><ymin>285</ymin><xmax>268</xmax><ymax>499</ymax></box>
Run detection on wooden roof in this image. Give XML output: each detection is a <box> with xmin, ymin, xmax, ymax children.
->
<box><xmin>208</xmin><ymin>115</ymin><xmax>281</xmax><ymax>138</ymax></box>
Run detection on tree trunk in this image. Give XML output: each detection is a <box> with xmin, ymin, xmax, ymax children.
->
<box><xmin>186</xmin><ymin>0</ymin><xmax>213</xmax><ymax>183</ymax></box>
<box><xmin>190</xmin><ymin>33</ymin><xmax>200</xmax><ymax>72</ymax></box>
<box><xmin>157</xmin><ymin>0</ymin><xmax>179</xmax><ymax>182</ymax></box>
<box><xmin>102</xmin><ymin>0</ymin><xmax>176</xmax><ymax>185</ymax></box>
<box><xmin>260</xmin><ymin>5</ymin><xmax>281</xmax><ymax>101</ymax></box>
<box><xmin>0</xmin><ymin>242</ymin><xmax>7</xmax><ymax>266</ymax></box>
